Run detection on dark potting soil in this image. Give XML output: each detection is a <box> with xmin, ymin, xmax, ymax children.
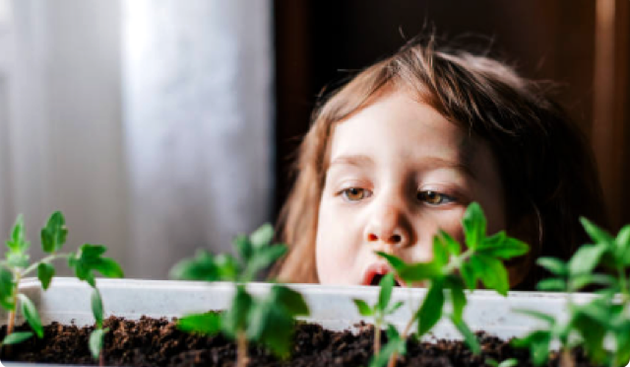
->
<box><xmin>1</xmin><ymin>316</ymin><xmax>598</xmax><ymax>367</ymax></box>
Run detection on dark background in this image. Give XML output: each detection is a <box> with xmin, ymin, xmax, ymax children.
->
<box><xmin>273</xmin><ymin>0</ymin><xmax>630</xmax><ymax>231</ymax></box>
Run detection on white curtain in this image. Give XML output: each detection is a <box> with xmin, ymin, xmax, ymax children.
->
<box><xmin>0</xmin><ymin>0</ymin><xmax>274</xmax><ymax>279</ymax></box>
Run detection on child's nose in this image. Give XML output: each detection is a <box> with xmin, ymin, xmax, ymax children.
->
<box><xmin>365</xmin><ymin>205</ymin><xmax>413</xmax><ymax>248</ymax></box>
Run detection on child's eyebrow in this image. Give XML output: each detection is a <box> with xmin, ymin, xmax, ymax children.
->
<box><xmin>327</xmin><ymin>154</ymin><xmax>475</xmax><ymax>179</ymax></box>
<box><xmin>420</xmin><ymin>156</ymin><xmax>477</xmax><ymax>179</ymax></box>
<box><xmin>328</xmin><ymin>155</ymin><xmax>375</xmax><ymax>169</ymax></box>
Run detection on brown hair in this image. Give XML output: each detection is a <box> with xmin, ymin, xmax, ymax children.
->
<box><xmin>272</xmin><ymin>37</ymin><xmax>608</xmax><ymax>290</ymax></box>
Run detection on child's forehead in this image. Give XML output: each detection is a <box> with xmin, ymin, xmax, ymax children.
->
<box><xmin>324</xmin><ymin>101</ymin><xmax>481</xmax><ymax>177</ymax></box>
<box><xmin>327</xmin><ymin>90</ymin><xmax>479</xmax><ymax>162</ymax></box>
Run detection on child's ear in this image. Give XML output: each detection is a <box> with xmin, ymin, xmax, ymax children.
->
<box><xmin>505</xmin><ymin>211</ymin><xmax>542</xmax><ymax>289</ymax></box>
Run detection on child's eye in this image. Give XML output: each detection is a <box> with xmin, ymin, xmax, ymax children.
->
<box><xmin>341</xmin><ymin>187</ymin><xmax>371</xmax><ymax>202</ymax></box>
<box><xmin>417</xmin><ymin>190</ymin><xmax>455</xmax><ymax>205</ymax></box>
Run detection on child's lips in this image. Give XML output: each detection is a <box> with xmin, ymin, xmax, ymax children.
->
<box><xmin>362</xmin><ymin>263</ymin><xmax>403</xmax><ymax>286</ymax></box>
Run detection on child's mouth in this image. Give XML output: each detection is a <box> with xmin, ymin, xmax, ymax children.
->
<box><xmin>363</xmin><ymin>263</ymin><xmax>403</xmax><ymax>286</ymax></box>
<box><xmin>369</xmin><ymin>273</ymin><xmax>402</xmax><ymax>286</ymax></box>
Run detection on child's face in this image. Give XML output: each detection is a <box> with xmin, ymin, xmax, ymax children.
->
<box><xmin>315</xmin><ymin>91</ymin><xmax>507</xmax><ymax>286</ymax></box>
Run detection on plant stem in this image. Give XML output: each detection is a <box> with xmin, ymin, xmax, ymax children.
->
<box><xmin>443</xmin><ymin>249</ymin><xmax>474</xmax><ymax>275</ymax></box>
<box><xmin>6</xmin><ymin>272</ymin><xmax>21</xmax><ymax>337</ymax></box>
<box><xmin>22</xmin><ymin>254</ymin><xmax>69</xmax><ymax>277</ymax></box>
<box><xmin>559</xmin><ymin>347</ymin><xmax>575</xmax><ymax>367</ymax></box>
<box><xmin>3</xmin><ymin>273</ymin><xmax>20</xmax><ymax>357</ymax></box>
<box><xmin>373</xmin><ymin>317</ymin><xmax>382</xmax><ymax>356</ymax></box>
<box><xmin>236</xmin><ymin>330</ymin><xmax>249</xmax><ymax>367</ymax></box>
<box><xmin>618</xmin><ymin>266</ymin><xmax>629</xmax><ymax>297</ymax></box>
<box><xmin>386</xmin><ymin>316</ymin><xmax>415</xmax><ymax>367</ymax></box>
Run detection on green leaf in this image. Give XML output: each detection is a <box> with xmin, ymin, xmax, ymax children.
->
<box><xmin>437</xmin><ymin>230</ymin><xmax>461</xmax><ymax>256</ymax></box>
<box><xmin>616</xmin><ymin>224</ymin><xmax>630</xmax><ymax>265</ymax></box>
<box><xmin>470</xmin><ymin>254</ymin><xmax>509</xmax><ymax>296</ymax></box>
<box><xmin>512</xmin><ymin>309</ymin><xmax>555</xmax><ymax>325</ymax></box>
<box><xmin>451</xmin><ymin>316</ymin><xmax>480</xmax><ymax>355</ymax></box>
<box><xmin>234</xmin><ymin>235</ymin><xmax>253</xmax><ymax>262</ymax></box>
<box><xmin>40</xmin><ymin>211</ymin><xmax>67</xmax><ymax>253</ymax></box>
<box><xmin>397</xmin><ymin>262</ymin><xmax>441</xmax><ymax>283</ymax></box>
<box><xmin>6</xmin><ymin>215</ymin><xmax>30</xmax><ymax>253</ymax></box>
<box><xmin>386</xmin><ymin>301</ymin><xmax>404</xmax><ymax>315</ymax></box>
<box><xmin>221</xmin><ymin>285</ymin><xmax>253</xmax><ymax>338</ymax></box>
<box><xmin>269</xmin><ymin>285</ymin><xmax>309</xmax><ymax>316</ymax></box>
<box><xmin>580</xmin><ymin>217</ymin><xmax>615</xmax><ymax>245</ymax></box>
<box><xmin>375</xmin><ymin>252</ymin><xmax>407</xmax><ymax>273</ymax></box>
<box><xmin>7</xmin><ymin>251</ymin><xmax>29</xmax><ymax>268</ymax></box>
<box><xmin>536</xmin><ymin>257</ymin><xmax>568</xmax><ymax>277</ymax></box>
<box><xmin>177</xmin><ymin>312</ymin><xmax>222</xmax><ymax>336</ymax></box>
<box><xmin>249</xmin><ymin>223</ymin><xmax>275</xmax><ymax>249</ymax></box>
<box><xmin>432</xmin><ymin>236</ymin><xmax>449</xmax><ymax>268</ymax></box>
<box><xmin>459</xmin><ymin>262</ymin><xmax>477</xmax><ymax>290</ymax></box>
<box><xmin>0</xmin><ymin>268</ymin><xmax>15</xmax><ymax>310</ymax></box>
<box><xmin>69</xmin><ymin>244</ymin><xmax>124</xmax><ymax>287</ymax></box>
<box><xmin>462</xmin><ymin>202</ymin><xmax>486</xmax><ymax>250</ymax></box>
<box><xmin>536</xmin><ymin>278</ymin><xmax>566</xmax><ymax>292</ymax></box>
<box><xmin>2</xmin><ymin>331</ymin><xmax>33</xmax><ymax>345</ymax></box>
<box><xmin>243</xmin><ymin>245</ymin><xmax>287</xmax><ymax>281</ymax></box>
<box><xmin>19</xmin><ymin>294</ymin><xmax>43</xmax><ymax>338</ymax></box>
<box><xmin>568</xmin><ymin>244</ymin><xmax>607</xmax><ymax>276</ymax></box>
<box><xmin>246</xmin><ymin>294</ymin><xmax>295</xmax><ymax>358</ymax></box>
<box><xmin>89</xmin><ymin>328</ymin><xmax>106</xmax><ymax>360</ymax></box>
<box><xmin>478</xmin><ymin>235</ymin><xmax>529</xmax><ymax>260</ymax></box>
<box><xmin>368</xmin><ymin>325</ymin><xmax>406</xmax><ymax>367</ymax></box>
<box><xmin>353</xmin><ymin>299</ymin><xmax>374</xmax><ymax>316</ymax></box>
<box><xmin>569</xmin><ymin>273</ymin><xmax>617</xmax><ymax>291</ymax></box>
<box><xmin>377</xmin><ymin>273</ymin><xmax>394</xmax><ymax>312</ymax></box>
<box><xmin>572</xmin><ymin>306</ymin><xmax>608</xmax><ymax>364</ymax></box>
<box><xmin>91</xmin><ymin>257</ymin><xmax>124</xmax><ymax>278</ymax></box>
<box><xmin>613</xmin><ymin>321</ymin><xmax>630</xmax><ymax>367</ymax></box>
<box><xmin>449</xmin><ymin>282</ymin><xmax>466</xmax><ymax>323</ymax></box>
<box><xmin>497</xmin><ymin>358</ymin><xmax>519</xmax><ymax>367</ymax></box>
<box><xmin>416</xmin><ymin>280</ymin><xmax>445</xmax><ymax>336</ymax></box>
<box><xmin>169</xmin><ymin>250</ymin><xmax>220</xmax><ymax>281</ymax></box>
<box><xmin>37</xmin><ymin>262</ymin><xmax>55</xmax><ymax>290</ymax></box>
<box><xmin>91</xmin><ymin>289</ymin><xmax>104</xmax><ymax>327</ymax></box>
<box><xmin>215</xmin><ymin>253</ymin><xmax>239</xmax><ymax>281</ymax></box>
<box><xmin>511</xmin><ymin>331</ymin><xmax>551</xmax><ymax>367</ymax></box>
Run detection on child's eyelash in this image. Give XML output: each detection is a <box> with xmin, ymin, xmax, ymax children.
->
<box><xmin>338</xmin><ymin>187</ymin><xmax>372</xmax><ymax>202</ymax></box>
<box><xmin>417</xmin><ymin>190</ymin><xmax>456</xmax><ymax>205</ymax></box>
<box><xmin>337</xmin><ymin>188</ymin><xmax>456</xmax><ymax>205</ymax></box>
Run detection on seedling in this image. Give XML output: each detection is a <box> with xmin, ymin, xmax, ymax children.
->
<box><xmin>0</xmin><ymin>212</ymin><xmax>124</xmax><ymax>364</ymax></box>
<box><xmin>352</xmin><ymin>273</ymin><xmax>404</xmax><ymax>357</ymax></box>
<box><xmin>170</xmin><ymin>224</ymin><xmax>310</xmax><ymax>367</ymax></box>
<box><xmin>0</xmin><ymin>212</ymin><xmax>70</xmax><ymax>349</ymax></box>
<box><xmin>68</xmin><ymin>244</ymin><xmax>124</xmax><ymax>364</ymax></box>
<box><xmin>513</xmin><ymin>218</ymin><xmax>630</xmax><ymax>367</ymax></box>
<box><xmin>88</xmin><ymin>288</ymin><xmax>109</xmax><ymax>365</ymax></box>
<box><xmin>368</xmin><ymin>202</ymin><xmax>529</xmax><ymax>367</ymax></box>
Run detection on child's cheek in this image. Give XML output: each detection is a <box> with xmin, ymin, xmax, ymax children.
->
<box><xmin>315</xmin><ymin>199</ymin><xmax>364</xmax><ymax>285</ymax></box>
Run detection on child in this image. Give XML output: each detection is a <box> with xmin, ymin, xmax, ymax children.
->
<box><xmin>272</xmin><ymin>36</ymin><xmax>608</xmax><ymax>290</ymax></box>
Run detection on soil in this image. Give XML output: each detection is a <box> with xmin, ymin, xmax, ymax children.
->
<box><xmin>0</xmin><ymin>316</ymin><xmax>599</xmax><ymax>367</ymax></box>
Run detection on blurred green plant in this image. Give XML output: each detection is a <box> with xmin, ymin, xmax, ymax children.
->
<box><xmin>0</xmin><ymin>211</ymin><xmax>123</xmax><ymax>365</ymax></box>
<box><xmin>361</xmin><ymin>202</ymin><xmax>529</xmax><ymax>367</ymax></box>
<box><xmin>170</xmin><ymin>224</ymin><xmax>309</xmax><ymax>367</ymax></box>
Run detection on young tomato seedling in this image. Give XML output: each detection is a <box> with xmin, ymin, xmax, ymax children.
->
<box><xmin>353</xmin><ymin>273</ymin><xmax>404</xmax><ymax>357</ymax></box>
<box><xmin>170</xmin><ymin>224</ymin><xmax>310</xmax><ymax>367</ymax></box>
<box><xmin>369</xmin><ymin>202</ymin><xmax>529</xmax><ymax>367</ymax></box>
<box><xmin>68</xmin><ymin>244</ymin><xmax>124</xmax><ymax>364</ymax></box>
<box><xmin>513</xmin><ymin>218</ymin><xmax>630</xmax><ymax>367</ymax></box>
<box><xmin>0</xmin><ymin>212</ymin><xmax>70</xmax><ymax>349</ymax></box>
<box><xmin>0</xmin><ymin>211</ymin><xmax>124</xmax><ymax>363</ymax></box>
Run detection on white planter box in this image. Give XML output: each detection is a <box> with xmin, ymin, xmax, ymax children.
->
<box><xmin>1</xmin><ymin>277</ymin><xmax>596</xmax><ymax>367</ymax></box>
